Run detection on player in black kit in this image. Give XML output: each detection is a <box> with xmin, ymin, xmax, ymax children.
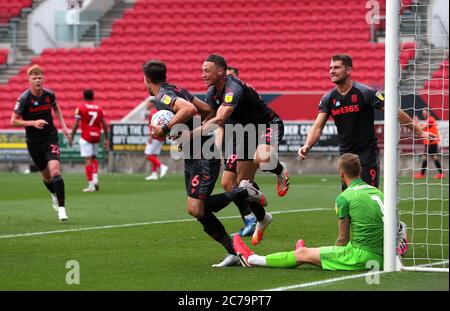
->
<box><xmin>10</xmin><ymin>65</ymin><xmax>71</xmax><ymax>221</ymax></box>
<box><xmin>298</xmin><ymin>54</ymin><xmax>433</xmax><ymax>189</ymax></box>
<box><xmin>200</xmin><ymin>54</ymin><xmax>289</xmax><ymax>246</ymax></box>
<box><xmin>142</xmin><ymin>60</ymin><xmax>267</xmax><ymax>267</ymax></box>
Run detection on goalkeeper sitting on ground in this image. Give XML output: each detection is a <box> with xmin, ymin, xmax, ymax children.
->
<box><xmin>234</xmin><ymin>153</ymin><xmax>385</xmax><ymax>270</ymax></box>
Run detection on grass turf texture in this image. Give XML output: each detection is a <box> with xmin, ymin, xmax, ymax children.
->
<box><xmin>0</xmin><ymin>172</ymin><xmax>448</xmax><ymax>290</ymax></box>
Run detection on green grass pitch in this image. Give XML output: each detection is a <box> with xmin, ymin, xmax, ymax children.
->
<box><xmin>0</xmin><ymin>172</ymin><xmax>448</xmax><ymax>291</ymax></box>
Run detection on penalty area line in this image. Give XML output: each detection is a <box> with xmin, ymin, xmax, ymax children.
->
<box><xmin>0</xmin><ymin>207</ymin><xmax>329</xmax><ymax>239</ymax></box>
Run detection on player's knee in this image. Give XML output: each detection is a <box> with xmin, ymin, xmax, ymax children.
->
<box><xmin>186</xmin><ymin>205</ymin><xmax>204</xmax><ymax>219</ymax></box>
<box><xmin>221</xmin><ymin>179</ymin><xmax>234</xmax><ymax>192</ymax></box>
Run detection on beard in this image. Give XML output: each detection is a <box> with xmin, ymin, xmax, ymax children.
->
<box><xmin>148</xmin><ymin>88</ymin><xmax>155</xmax><ymax>96</ymax></box>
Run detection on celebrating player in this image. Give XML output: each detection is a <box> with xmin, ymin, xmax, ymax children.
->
<box><xmin>69</xmin><ymin>89</ymin><xmax>109</xmax><ymax>192</ymax></box>
<box><xmin>10</xmin><ymin>65</ymin><xmax>71</xmax><ymax>221</ymax></box>
<box><xmin>144</xmin><ymin>97</ymin><xmax>169</xmax><ymax>181</ymax></box>
<box><xmin>215</xmin><ymin>65</ymin><xmax>257</xmax><ymax>237</ymax></box>
<box><xmin>298</xmin><ymin>54</ymin><xmax>433</xmax><ymax>189</ymax></box>
<box><xmin>142</xmin><ymin>60</ymin><xmax>267</xmax><ymax>267</ymax></box>
<box><xmin>201</xmin><ymin>54</ymin><xmax>289</xmax><ymax>245</ymax></box>
<box><xmin>414</xmin><ymin>109</ymin><xmax>445</xmax><ymax>179</ymax></box>
<box><xmin>234</xmin><ymin>153</ymin><xmax>384</xmax><ymax>271</ymax></box>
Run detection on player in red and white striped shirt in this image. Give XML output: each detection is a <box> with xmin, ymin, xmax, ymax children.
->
<box><xmin>70</xmin><ymin>89</ymin><xmax>109</xmax><ymax>192</ymax></box>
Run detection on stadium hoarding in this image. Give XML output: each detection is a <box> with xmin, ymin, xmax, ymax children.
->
<box><xmin>109</xmin><ymin>121</ymin><xmax>449</xmax><ymax>156</ymax></box>
<box><xmin>0</xmin><ymin>130</ymin><xmax>105</xmax><ymax>162</ymax></box>
<box><xmin>110</xmin><ymin>122</ymin><xmax>173</xmax><ymax>153</ymax></box>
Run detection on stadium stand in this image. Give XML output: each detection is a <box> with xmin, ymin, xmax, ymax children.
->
<box><xmin>0</xmin><ymin>0</ymin><xmax>401</xmax><ymax>128</ymax></box>
<box><xmin>0</xmin><ymin>49</ymin><xmax>8</xmax><ymax>66</ymax></box>
<box><xmin>421</xmin><ymin>59</ymin><xmax>449</xmax><ymax>119</ymax></box>
<box><xmin>0</xmin><ymin>0</ymin><xmax>32</xmax><ymax>24</ymax></box>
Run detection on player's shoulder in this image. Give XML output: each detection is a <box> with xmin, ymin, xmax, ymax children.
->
<box><xmin>17</xmin><ymin>89</ymin><xmax>32</xmax><ymax>101</ymax></box>
<box><xmin>352</xmin><ymin>82</ymin><xmax>378</xmax><ymax>96</ymax></box>
<box><xmin>225</xmin><ymin>75</ymin><xmax>244</xmax><ymax>91</ymax></box>
<box><xmin>320</xmin><ymin>88</ymin><xmax>336</xmax><ymax>105</ymax></box>
<box><xmin>42</xmin><ymin>88</ymin><xmax>56</xmax><ymax>97</ymax></box>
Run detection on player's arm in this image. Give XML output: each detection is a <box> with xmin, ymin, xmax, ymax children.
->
<box><xmin>153</xmin><ymin>97</ymin><xmax>197</xmax><ymax>138</ymax></box>
<box><xmin>101</xmin><ymin>117</ymin><xmax>109</xmax><ymax>150</ymax></box>
<box><xmin>69</xmin><ymin>118</ymin><xmax>80</xmax><ymax>147</ymax></box>
<box><xmin>10</xmin><ymin>98</ymin><xmax>47</xmax><ymax>128</ymax></box>
<box><xmin>298</xmin><ymin>112</ymin><xmax>328</xmax><ymax>160</ymax></box>
<box><xmin>53</xmin><ymin>103</ymin><xmax>72</xmax><ymax>144</ymax></box>
<box><xmin>379</xmin><ymin>106</ymin><xmax>435</xmax><ymax>141</ymax></box>
<box><xmin>10</xmin><ymin>112</ymin><xmax>47</xmax><ymax>129</ymax></box>
<box><xmin>191</xmin><ymin>97</ymin><xmax>214</xmax><ymax>120</ymax></box>
<box><xmin>336</xmin><ymin>216</ymin><xmax>350</xmax><ymax>246</ymax></box>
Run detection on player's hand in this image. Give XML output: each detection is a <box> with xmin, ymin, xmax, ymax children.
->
<box><xmin>298</xmin><ymin>145</ymin><xmax>310</xmax><ymax>160</ymax></box>
<box><xmin>103</xmin><ymin>139</ymin><xmax>109</xmax><ymax>150</ymax></box>
<box><xmin>33</xmin><ymin>119</ymin><xmax>48</xmax><ymax>129</ymax></box>
<box><xmin>152</xmin><ymin>125</ymin><xmax>166</xmax><ymax>138</ymax></box>
<box><xmin>68</xmin><ymin>136</ymin><xmax>74</xmax><ymax>147</ymax></box>
<box><xmin>419</xmin><ymin>131</ymin><xmax>437</xmax><ymax>141</ymax></box>
<box><xmin>62</xmin><ymin>127</ymin><xmax>72</xmax><ymax>145</ymax></box>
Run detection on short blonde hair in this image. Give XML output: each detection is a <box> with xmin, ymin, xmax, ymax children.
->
<box><xmin>338</xmin><ymin>153</ymin><xmax>362</xmax><ymax>178</ymax></box>
<box><xmin>27</xmin><ymin>64</ymin><xmax>44</xmax><ymax>76</ymax></box>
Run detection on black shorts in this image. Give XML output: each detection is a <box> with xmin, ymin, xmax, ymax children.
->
<box><xmin>425</xmin><ymin>144</ymin><xmax>439</xmax><ymax>155</ymax></box>
<box><xmin>26</xmin><ymin>133</ymin><xmax>60</xmax><ymax>171</ymax></box>
<box><xmin>341</xmin><ymin>148</ymin><xmax>380</xmax><ymax>190</ymax></box>
<box><xmin>227</xmin><ymin>116</ymin><xmax>284</xmax><ymax>161</ymax></box>
<box><xmin>184</xmin><ymin>158</ymin><xmax>221</xmax><ymax>200</ymax></box>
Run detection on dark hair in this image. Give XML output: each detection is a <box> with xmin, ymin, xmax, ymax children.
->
<box><xmin>83</xmin><ymin>89</ymin><xmax>94</xmax><ymax>101</ymax></box>
<box><xmin>227</xmin><ymin>66</ymin><xmax>239</xmax><ymax>76</ymax></box>
<box><xmin>332</xmin><ymin>54</ymin><xmax>353</xmax><ymax>68</ymax></box>
<box><xmin>338</xmin><ymin>153</ymin><xmax>362</xmax><ymax>178</ymax></box>
<box><xmin>205</xmin><ymin>54</ymin><xmax>227</xmax><ymax>70</ymax></box>
<box><xmin>142</xmin><ymin>60</ymin><xmax>167</xmax><ymax>83</ymax></box>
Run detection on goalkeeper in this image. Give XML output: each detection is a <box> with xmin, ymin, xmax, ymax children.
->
<box><xmin>234</xmin><ymin>153</ymin><xmax>384</xmax><ymax>270</ymax></box>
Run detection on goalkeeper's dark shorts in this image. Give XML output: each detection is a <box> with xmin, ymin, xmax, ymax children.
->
<box><xmin>184</xmin><ymin>158</ymin><xmax>221</xmax><ymax>200</ymax></box>
<box><xmin>425</xmin><ymin>144</ymin><xmax>439</xmax><ymax>155</ymax></box>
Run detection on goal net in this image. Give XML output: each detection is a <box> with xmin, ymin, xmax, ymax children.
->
<box><xmin>391</xmin><ymin>0</ymin><xmax>449</xmax><ymax>272</ymax></box>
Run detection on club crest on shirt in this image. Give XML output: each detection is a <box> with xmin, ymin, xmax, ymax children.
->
<box><xmin>375</xmin><ymin>91</ymin><xmax>384</xmax><ymax>101</ymax></box>
<box><xmin>224</xmin><ymin>92</ymin><xmax>234</xmax><ymax>103</ymax></box>
<box><xmin>161</xmin><ymin>94</ymin><xmax>172</xmax><ymax>105</ymax></box>
<box><xmin>33</xmin><ymin>101</ymin><xmax>39</xmax><ymax>106</ymax></box>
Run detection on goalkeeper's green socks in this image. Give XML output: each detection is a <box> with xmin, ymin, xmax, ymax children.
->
<box><xmin>265</xmin><ymin>251</ymin><xmax>298</xmax><ymax>268</ymax></box>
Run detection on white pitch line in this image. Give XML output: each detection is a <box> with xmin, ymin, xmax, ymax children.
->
<box><xmin>262</xmin><ymin>260</ymin><xmax>450</xmax><ymax>291</ymax></box>
<box><xmin>0</xmin><ymin>207</ymin><xmax>329</xmax><ymax>239</ymax></box>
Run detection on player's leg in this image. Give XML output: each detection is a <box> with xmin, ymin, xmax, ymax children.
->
<box><xmin>184</xmin><ymin>159</ymin><xmax>239</xmax><ymax>267</ymax></box>
<box><xmin>91</xmin><ymin>152</ymin><xmax>99</xmax><ymax>191</ymax></box>
<box><xmin>359</xmin><ymin>149</ymin><xmax>380</xmax><ymax>188</ymax></box>
<box><xmin>237</xmin><ymin>160</ymin><xmax>272</xmax><ymax>245</ymax></box>
<box><xmin>43</xmin><ymin>138</ymin><xmax>68</xmax><ymax>221</ymax></box>
<box><xmin>153</xmin><ymin>140</ymin><xmax>168</xmax><ymax>178</ymax></box>
<box><xmin>430</xmin><ymin>145</ymin><xmax>444</xmax><ymax>178</ymax></box>
<box><xmin>416</xmin><ymin>145</ymin><xmax>428</xmax><ymax>178</ymax></box>
<box><xmin>79</xmin><ymin>138</ymin><xmax>96</xmax><ymax>191</ymax></box>
<box><xmin>254</xmin><ymin>118</ymin><xmax>289</xmax><ymax>197</ymax></box>
<box><xmin>233</xmin><ymin>235</ymin><xmax>320</xmax><ymax>268</ymax></box>
<box><xmin>83</xmin><ymin>156</ymin><xmax>95</xmax><ymax>192</ymax></box>
<box><xmin>28</xmin><ymin>141</ymin><xmax>57</xmax><ymax>210</ymax></box>
<box><xmin>222</xmin><ymin>154</ymin><xmax>256</xmax><ymax>237</ymax></box>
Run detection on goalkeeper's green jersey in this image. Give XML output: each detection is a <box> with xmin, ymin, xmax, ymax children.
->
<box><xmin>335</xmin><ymin>178</ymin><xmax>384</xmax><ymax>255</ymax></box>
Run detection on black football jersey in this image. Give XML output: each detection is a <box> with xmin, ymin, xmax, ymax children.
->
<box><xmin>14</xmin><ymin>88</ymin><xmax>57</xmax><ymax>142</ymax></box>
<box><xmin>318</xmin><ymin>82</ymin><xmax>384</xmax><ymax>153</ymax></box>
<box><xmin>205</xmin><ymin>75</ymin><xmax>276</xmax><ymax>125</ymax></box>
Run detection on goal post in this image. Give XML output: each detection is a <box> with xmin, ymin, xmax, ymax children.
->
<box><xmin>384</xmin><ymin>0</ymin><xmax>449</xmax><ymax>273</ymax></box>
